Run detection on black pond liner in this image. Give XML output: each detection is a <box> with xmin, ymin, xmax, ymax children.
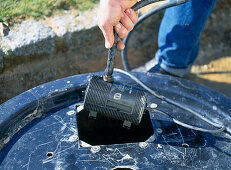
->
<box><xmin>0</xmin><ymin>72</ymin><xmax>231</xmax><ymax>169</ymax></box>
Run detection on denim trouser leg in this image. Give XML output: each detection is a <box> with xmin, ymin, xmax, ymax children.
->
<box><xmin>156</xmin><ymin>0</ymin><xmax>217</xmax><ymax>77</ymax></box>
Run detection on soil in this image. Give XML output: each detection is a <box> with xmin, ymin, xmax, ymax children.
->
<box><xmin>186</xmin><ymin>0</ymin><xmax>231</xmax><ymax>97</ymax></box>
<box><xmin>126</xmin><ymin>0</ymin><xmax>231</xmax><ymax>98</ymax></box>
<box><xmin>0</xmin><ymin>0</ymin><xmax>231</xmax><ymax>104</ymax></box>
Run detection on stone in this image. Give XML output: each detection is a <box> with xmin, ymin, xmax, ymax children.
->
<box><xmin>49</xmin><ymin>13</ymin><xmax>76</xmax><ymax>37</ymax></box>
<box><xmin>48</xmin><ymin>7</ymin><xmax>98</xmax><ymax>37</ymax></box>
<box><xmin>1</xmin><ymin>20</ymin><xmax>56</xmax><ymax>60</ymax></box>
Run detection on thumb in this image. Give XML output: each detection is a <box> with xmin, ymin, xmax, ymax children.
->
<box><xmin>101</xmin><ymin>24</ymin><xmax>114</xmax><ymax>49</ymax></box>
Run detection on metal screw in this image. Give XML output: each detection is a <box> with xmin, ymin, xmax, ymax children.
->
<box><xmin>150</xmin><ymin>103</ymin><xmax>158</xmax><ymax>109</ymax></box>
<box><xmin>69</xmin><ymin>135</ymin><xmax>78</xmax><ymax>142</ymax></box>
<box><xmin>139</xmin><ymin>142</ymin><xmax>148</xmax><ymax>148</ymax></box>
<box><xmin>156</xmin><ymin>128</ymin><xmax>163</xmax><ymax>134</ymax></box>
<box><xmin>67</xmin><ymin>110</ymin><xmax>75</xmax><ymax>115</ymax></box>
<box><xmin>91</xmin><ymin>146</ymin><xmax>101</xmax><ymax>153</ymax></box>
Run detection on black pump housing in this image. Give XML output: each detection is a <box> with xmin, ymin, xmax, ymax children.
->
<box><xmin>83</xmin><ymin>75</ymin><xmax>147</xmax><ymax>125</ymax></box>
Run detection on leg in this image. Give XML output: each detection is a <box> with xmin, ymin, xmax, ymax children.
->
<box><xmin>155</xmin><ymin>0</ymin><xmax>217</xmax><ymax>77</ymax></box>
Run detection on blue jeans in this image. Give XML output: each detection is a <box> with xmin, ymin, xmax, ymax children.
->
<box><xmin>156</xmin><ymin>0</ymin><xmax>217</xmax><ymax>77</ymax></box>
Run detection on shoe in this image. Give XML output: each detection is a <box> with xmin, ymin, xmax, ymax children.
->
<box><xmin>132</xmin><ymin>58</ymin><xmax>158</xmax><ymax>72</ymax></box>
<box><xmin>147</xmin><ymin>64</ymin><xmax>172</xmax><ymax>76</ymax></box>
<box><xmin>132</xmin><ymin>58</ymin><xmax>176</xmax><ymax>77</ymax></box>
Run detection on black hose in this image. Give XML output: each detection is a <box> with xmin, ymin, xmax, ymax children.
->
<box><xmin>105</xmin><ymin>0</ymin><xmax>189</xmax><ymax>79</ymax></box>
<box><xmin>121</xmin><ymin>0</ymin><xmax>189</xmax><ymax>71</ymax></box>
<box><xmin>104</xmin><ymin>0</ymin><xmax>164</xmax><ymax>81</ymax></box>
<box><xmin>104</xmin><ymin>30</ymin><xmax>118</xmax><ymax>78</ymax></box>
<box><xmin>131</xmin><ymin>0</ymin><xmax>162</xmax><ymax>11</ymax></box>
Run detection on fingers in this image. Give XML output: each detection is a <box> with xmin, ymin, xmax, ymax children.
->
<box><xmin>115</xmin><ymin>9</ymin><xmax>138</xmax><ymax>40</ymax></box>
<box><xmin>98</xmin><ymin>8</ymin><xmax>138</xmax><ymax>49</ymax></box>
<box><xmin>125</xmin><ymin>9</ymin><xmax>138</xmax><ymax>24</ymax></box>
<box><xmin>98</xmin><ymin>23</ymin><xmax>114</xmax><ymax>49</ymax></box>
<box><xmin>117</xmin><ymin>38</ymin><xmax>125</xmax><ymax>50</ymax></box>
<box><xmin>120</xmin><ymin>12</ymin><xmax>134</xmax><ymax>31</ymax></box>
<box><xmin>115</xmin><ymin>22</ymin><xmax>128</xmax><ymax>39</ymax></box>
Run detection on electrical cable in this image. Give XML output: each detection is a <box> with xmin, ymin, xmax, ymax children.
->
<box><xmin>117</xmin><ymin>0</ymin><xmax>226</xmax><ymax>133</ymax></box>
<box><xmin>173</xmin><ymin>119</ymin><xmax>226</xmax><ymax>134</ymax></box>
<box><xmin>147</xmin><ymin>108</ymin><xmax>225</xmax><ymax>133</ymax></box>
<box><xmin>103</xmin><ymin>0</ymin><xmax>226</xmax><ymax>133</ymax></box>
<box><xmin>114</xmin><ymin>68</ymin><xmax>226</xmax><ymax>134</ymax></box>
<box><xmin>122</xmin><ymin>0</ymin><xmax>189</xmax><ymax>71</ymax></box>
<box><xmin>105</xmin><ymin>0</ymin><xmax>189</xmax><ymax>78</ymax></box>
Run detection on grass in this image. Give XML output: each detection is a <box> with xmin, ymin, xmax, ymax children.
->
<box><xmin>0</xmin><ymin>0</ymin><xmax>98</xmax><ymax>26</ymax></box>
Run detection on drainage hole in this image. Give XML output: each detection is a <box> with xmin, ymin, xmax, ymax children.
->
<box><xmin>112</xmin><ymin>167</ymin><xmax>134</xmax><ymax>170</ymax></box>
<box><xmin>182</xmin><ymin>143</ymin><xmax>189</xmax><ymax>148</ymax></box>
<box><xmin>46</xmin><ymin>152</ymin><xmax>53</xmax><ymax>157</ymax></box>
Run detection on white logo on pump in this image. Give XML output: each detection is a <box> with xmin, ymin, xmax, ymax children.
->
<box><xmin>113</xmin><ymin>93</ymin><xmax>122</xmax><ymax>100</ymax></box>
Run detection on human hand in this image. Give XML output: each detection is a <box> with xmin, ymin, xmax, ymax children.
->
<box><xmin>98</xmin><ymin>0</ymin><xmax>138</xmax><ymax>50</ymax></box>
